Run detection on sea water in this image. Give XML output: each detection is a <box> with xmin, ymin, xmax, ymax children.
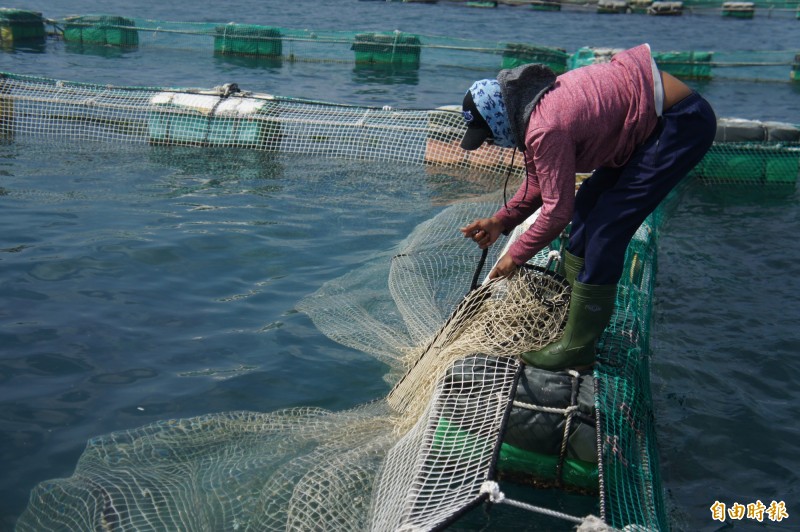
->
<box><xmin>2</xmin><ymin>1</ymin><xmax>799</xmax><ymax>530</ymax></box>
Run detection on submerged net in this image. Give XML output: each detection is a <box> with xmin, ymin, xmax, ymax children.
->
<box><xmin>4</xmin><ymin>71</ymin><xmax>796</xmax><ymax>531</ymax></box>
<box><xmin>16</xmin><ymin>200</ymin><xmax>572</xmax><ymax>531</ymax></box>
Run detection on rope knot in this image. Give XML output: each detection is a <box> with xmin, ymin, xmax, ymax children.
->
<box><xmin>479</xmin><ymin>481</ymin><xmax>505</xmax><ymax>503</ymax></box>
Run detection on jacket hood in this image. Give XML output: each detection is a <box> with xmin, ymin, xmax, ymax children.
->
<box><xmin>497</xmin><ymin>63</ymin><xmax>557</xmax><ymax>152</ymax></box>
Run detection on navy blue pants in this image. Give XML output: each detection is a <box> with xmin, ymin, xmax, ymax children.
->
<box><xmin>567</xmin><ymin>92</ymin><xmax>717</xmax><ymax>285</ymax></box>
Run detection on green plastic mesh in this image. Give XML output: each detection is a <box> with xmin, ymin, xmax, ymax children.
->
<box><xmin>693</xmin><ymin>118</ymin><xmax>800</xmax><ymax>185</ymax></box>
<box><xmin>2</xmin><ymin>71</ymin><xmax>797</xmax><ymax>531</ymax></box>
<box><xmin>0</xmin><ymin>8</ymin><xmax>45</xmax><ymax>44</ymax></box>
<box><xmin>692</xmin><ymin>143</ymin><xmax>800</xmax><ymax>185</ymax></box>
<box><xmin>596</xmin><ymin>218</ymin><xmax>666</xmax><ymax>530</ymax></box>
<box><xmin>63</xmin><ymin>15</ymin><xmax>139</xmax><ymax>47</ymax></box>
<box><xmin>679</xmin><ymin>0</ymin><xmax>798</xmax><ymax>8</ymax></box>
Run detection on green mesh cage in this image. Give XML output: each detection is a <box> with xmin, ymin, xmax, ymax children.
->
<box><xmin>568</xmin><ymin>47</ymin><xmax>715</xmax><ymax>81</ymax></box>
<box><xmin>692</xmin><ymin>143</ymin><xmax>800</xmax><ymax>184</ymax></box>
<box><xmin>722</xmin><ymin>1</ymin><xmax>756</xmax><ymax>17</ymax></box>
<box><xmin>0</xmin><ymin>8</ymin><xmax>45</xmax><ymax>45</ymax></box>
<box><xmin>691</xmin><ymin>118</ymin><xmax>800</xmax><ymax>185</ymax></box>
<box><xmin>7</xmin><ymin>15</ymin><xmax>789</xmax><ymax>82</ymax></box>
<box><xmin>501</xmin><ymin>43</ymin><xmax>569</xmax><ymax>74</ymax></box>
<box><xmin>654</xmin><ymin>51</ymin><xmax>713</xmax><ymax>80</ymax></box>
<box><xmin>63</xmin><ymin>15</ymin><xmax>139</xmax><ymax>47</ymax></box>
<box><xmin>213</xmin><ymin>24</ymin><xmax>282</xmax><ymax>57</ymax></box>
<box><xmin>352</xmin><ymin>32</ymin><xmax>422</xmax><ymax>66</ymax></box>
<box><xmin>596</xmin><ymin>214</ymin><xmax>668</xmax><ymax>530</ymax></box>
<box><xmin>530</xmin><ymin>1</ymin><xmax>563</xmax><ymax>11</ymax></box>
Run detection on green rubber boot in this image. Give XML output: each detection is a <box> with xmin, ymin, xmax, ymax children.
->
<box><xmin>560</xmin><ymin>250</ymin><xmax>584</xmax><ymax>287</ymax></box>
<box><xmin>520</xmin><ymin>281</ymin><xmax>617</xmax><ymax>371</ymax></box>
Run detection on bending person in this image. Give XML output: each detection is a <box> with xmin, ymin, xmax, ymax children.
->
<box><xmin>458</xmin><ymin>44</ymin><xmax>716</xmax><ymax>371</ymax></box>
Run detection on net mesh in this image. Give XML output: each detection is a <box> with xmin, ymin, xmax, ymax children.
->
<box><xmin>16</xmin><ymin>200</ymin><xmax>572</xmax><ymax>531</ymax></box>
<box><xmin>2</xmin><ymin>72</ymin><xmax>797</xmax><ymax>187</ymax></box>
<box><xmin>4</xmin><ymin>71</ymin><xmax>797</xmax><ymax>531</ymax></box>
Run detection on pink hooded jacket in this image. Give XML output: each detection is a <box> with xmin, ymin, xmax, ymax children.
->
<box><xmin>494</xmin><ymin>44</ymin><xmax>659</xmax><ymax>266</ymax></box>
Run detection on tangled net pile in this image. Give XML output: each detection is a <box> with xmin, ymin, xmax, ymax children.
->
<box><xmin>17</xmin><ymin>202</ymin><xmax>571</xmax><ymax>531</ymax></box>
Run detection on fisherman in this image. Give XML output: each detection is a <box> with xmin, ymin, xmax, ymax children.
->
<box><xmin>459</xmin><ymin>44</ymin><xmax>716</xmax><ymax>371</ymax></box>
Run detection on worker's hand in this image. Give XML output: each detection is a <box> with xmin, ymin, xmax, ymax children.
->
<box><xmin>489</xmin><ymin>253</ymin><xmax>518</xmax><ymax>280</ymax></box>
<box><xmin>460</xmin><ymin>217</ymin><xmax>503</xmax><ymax>250</ymax></box>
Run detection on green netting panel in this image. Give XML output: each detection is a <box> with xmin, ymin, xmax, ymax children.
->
<box><xmin>691</xmin><ymin>143</ymin><xmax>800</xmax><ymax>184</ymax></box>
<box><xmin>681</xmin><ymin>0</ymin><xmax>796</xmax><ymax>7</ymax></box>
<box><xmin>722</xmin><ymin>1</ymin><xmax>756</xmax><ymax>18</ymax></box>
<box><xmin>352</xmin><ymin>32</ymin><xmax>421</xmax><ymax>66</ymax></box>
<box><xmin>0</xmin><ymin>8</ymin><xmax>45</xmax><ymax>44</ymax></box>
<box><xmin>147</xmin><ymin>91</ymin><xmax>283</xmax><ymax>148</ymax></box>
<box><xmin>63</xmin><ymin>15</ymin><xmax>139</xmax><ymax>47</ymax></box>
<box><xmin>653</xmin><ymin>51</ymin><xmax>713</xmax><ymax>80</ymax></box>
<box><xmin>567</xmin><ymin>47</ymin><xmax>620</xmax><ymax>69</ymax></box>
<box><xmin>497</xmin><ymin>442</ymin><xmax>600</xmax><ymax>493</ymax></box>
<box><xmin>530</xmin><ymin>1</ymin><xmax>563</xmax><ymax>11</ymax></box>
<box><xmin>595</xmin><ymin>215</ymin><xmax>667</xmax><ymax>531</ymax></box>
<box><xmin>213</xmin><ymin>24</ymin><xmax>282</xmax><ymax>57</ymax></box>
<box><xmin>690</xmin><ymin>119</ymin><xmax>800</xmax><ymax>184</ymax></box>
<box><xmin>568</xmin><ymin>47</ymin><xmax>715</xmax><ymax>80</ymax></box>
<box><xmin>500</xmin><ymin>43</ymin><xmax>569</xmax><ymax>73</ymax></box>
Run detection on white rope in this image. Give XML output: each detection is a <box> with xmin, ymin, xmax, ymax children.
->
<box><xmin>479</xmin><ymin>481</ymin><xmax>586</xmax><ymax>524</ymax></box>
<box><xmin>480</xmin><ymin>481</ymin><xmax>505</xmax><ymax>503</ymax></box>
<box><xmin>511</xmin><ymin>400</ymin><xmax>579</xmax><ymax>416</ymax></box>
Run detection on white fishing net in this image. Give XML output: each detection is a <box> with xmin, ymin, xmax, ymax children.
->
<box><xmin>17</xmin><ymin>201</ymin><xmax>570</xmax><ymax>531</ymax></box>
<box><xmin>8</xmin><ymin>69</ymin><xmax>741</xmax><ymax>531</ymax></box>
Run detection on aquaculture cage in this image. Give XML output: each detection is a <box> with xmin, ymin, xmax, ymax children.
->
<box><xmin>0</xmin><ymin>8</ymin><xmax>44</xmax><ymax>45</ymax></box>
<box><xmin>3</xmin><ymin>67</ymin><xmax>797</xmax><ymax>531</ymax></box>
<box><xmin>692</xmin><ymin>118</ymin><xmax>800</xmax><ymax>184</ymax></box>
<box><xmin>63</xmin><ymin>15</ymin><xmax>139</xmax><ymax>47</ymax></box>
<box><xmin>501</xmin><ymin>43</ymin><xmax>569</xmax><ymax>73</ymax></box>
<box><xmin>0</xmin><ymin>16</ymin><xmax>789</xmax><ymax>83</ymax></box>
<box><xmin>352</xmin><ymin>32</ymin><xmax>422</xmax><ymax>66</ymax></box>
<box><xmin>213</xmin><ymin>23</ymin><xmax>283</xmax><ymax>58</ymax></box>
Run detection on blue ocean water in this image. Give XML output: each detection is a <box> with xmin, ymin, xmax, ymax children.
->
<box><xmin>2</xmin><ymin>1</ymin><xmax>799</xmax><ymax>530</ymax></box>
